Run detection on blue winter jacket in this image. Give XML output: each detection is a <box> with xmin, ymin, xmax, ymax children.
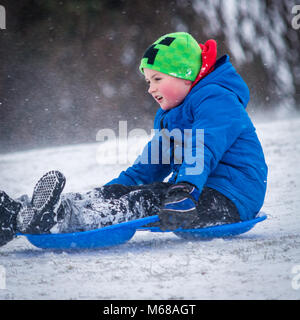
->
<box><xmin>106</xmin><ymin>55</ymin><xmax>268</xmax><ymax>221</ymax></box>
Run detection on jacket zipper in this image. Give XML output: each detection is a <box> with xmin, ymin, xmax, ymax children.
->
<box><xmin>159</xmin><ymin>113</ymin><xmax>179</xmax><ymax>180</ymax></box>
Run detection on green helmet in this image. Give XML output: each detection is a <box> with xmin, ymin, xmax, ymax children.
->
<box><xmin>139</xmin><ymin>32</ymin><xmax>202</xmax><ymax>81</ymax></box>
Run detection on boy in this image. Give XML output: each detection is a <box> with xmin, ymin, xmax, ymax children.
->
<box><xmin>0</xmin><ymin>32</ymin><xmax>268</xmax><ymax>247</ymax></box>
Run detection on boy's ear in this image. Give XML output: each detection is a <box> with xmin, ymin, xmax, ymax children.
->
<box><xmin>184</xmin><ymin>79</ymin><xmax>193</xmax><ymax>86</ymax></box>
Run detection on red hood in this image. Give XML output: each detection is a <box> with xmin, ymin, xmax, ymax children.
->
<box><xmin>191</xmin><ymin>39</ymin><xmax>217</xmax><ymax>89</ymax></box>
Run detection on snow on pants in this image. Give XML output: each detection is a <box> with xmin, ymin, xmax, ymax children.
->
<box><xmin>55</xmin><ymin>183</ymin><xmax>241</xmax><ymax>233</ymax></box>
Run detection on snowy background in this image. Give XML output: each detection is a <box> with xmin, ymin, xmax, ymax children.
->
<box><xmin>1</xmin><ymin>0</ymin><xmax>300</xmax><ymax>153</ymax></box>
<box><xmin>0</xmin><ymin>115</ymin><xmax>300</xmax><ymax>300</ymax></box>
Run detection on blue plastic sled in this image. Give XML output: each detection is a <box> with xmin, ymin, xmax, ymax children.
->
<box><xmin>21</xmin><ymin>213</ymin><xmax>267</xmax><ymax>250</ymax></box>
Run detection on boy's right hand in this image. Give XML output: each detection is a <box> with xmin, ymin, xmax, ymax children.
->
<box><xmin>158</xmin><ymin>182</ymin><xmax>200</xmax><ymax>231</ymax></box>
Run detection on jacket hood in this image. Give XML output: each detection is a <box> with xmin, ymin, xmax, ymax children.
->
<box><xmin>190</xmin><ymin>55</ymin><xmax>250</xmax><ymax>108</ymax></box>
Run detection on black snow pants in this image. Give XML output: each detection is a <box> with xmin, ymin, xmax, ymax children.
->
<box><xmin>55</xmin><ymin>183</ymin><xmax>241</xmax><ymax>233</ymax></box>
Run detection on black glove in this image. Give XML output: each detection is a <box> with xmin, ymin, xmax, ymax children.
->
<box><xmin>158</xmin><ymin>182</ymin><xmax>200</xmax><ymax>231</ymax></box>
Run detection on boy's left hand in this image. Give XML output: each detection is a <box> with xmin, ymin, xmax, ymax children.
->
<box><xmin>159</xmin><ymin>182</ymin><xmax>200</xmax><ymax>231</ymax></box>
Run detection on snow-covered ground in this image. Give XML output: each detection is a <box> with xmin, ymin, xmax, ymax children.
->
<box><xmin>0</xmin><ymin>116</ymin><xmax>300</xmax><ymax>300</ymax></box>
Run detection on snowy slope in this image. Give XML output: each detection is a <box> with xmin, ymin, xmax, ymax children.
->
<box><xmin>0</xmin><ymin>117</ymin><xmax>300</xmax><ymax>300</ymax></box>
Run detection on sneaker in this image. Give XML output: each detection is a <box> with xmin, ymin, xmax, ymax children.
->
<box><xmin>0</xmin><ymin>191</ymin><xmax>22</xmax><ymax>247</ymax></box>
<box><xmin>17</xmin><ymin>170</ymin><xmax>66</xmax><ymax>234</ymax></box>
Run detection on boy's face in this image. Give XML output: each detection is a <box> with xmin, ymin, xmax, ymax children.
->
<box><xmin>144</xmin><ymin>68</ymin><xmax>192</xmax><ymax>111</ymax></box>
